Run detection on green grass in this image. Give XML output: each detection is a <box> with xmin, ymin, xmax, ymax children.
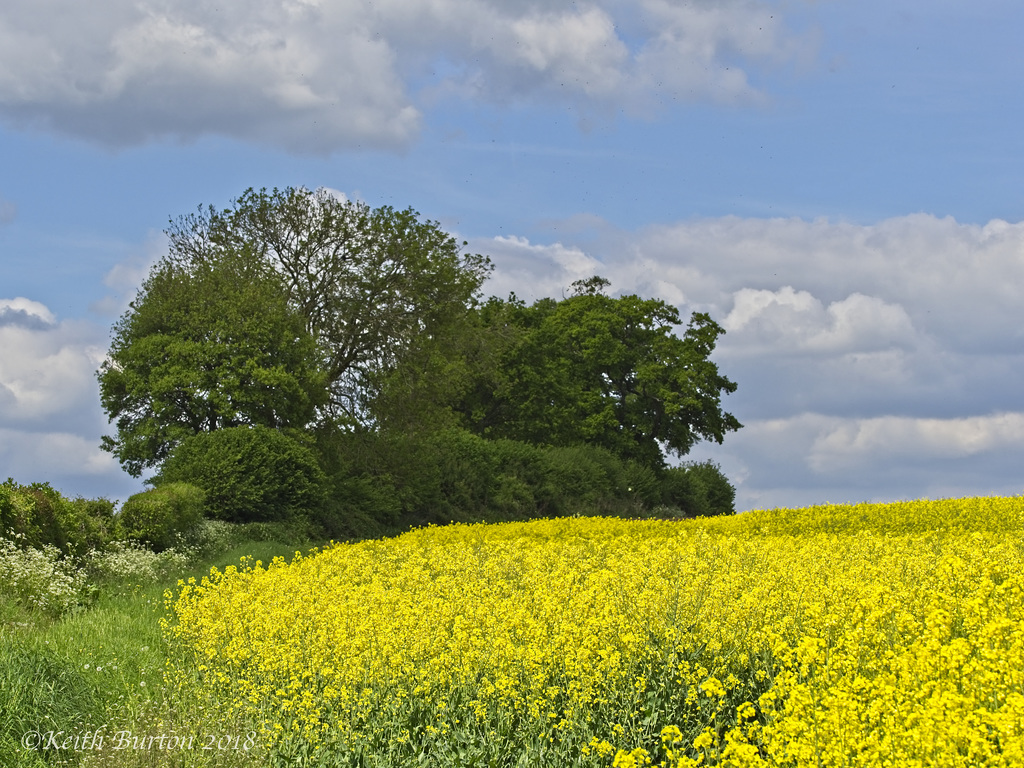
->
<box><xmin>1</xmin><ymin>534</ymin><xmax>314</xmax><ymax>768</ymax></box>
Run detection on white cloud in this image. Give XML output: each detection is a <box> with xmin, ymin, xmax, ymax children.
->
<box><xmin>721</xmin><ymin>287</ymin><xmax>918</xmax><ymax>354</ymax></box>
<box><xmin>0</xmin><ymin>0</ymin><xmax>419</xmax><ymax>151</ymax></box>
<box><xmin>808</xmin><ymin>412</ymin><xmax>1024</xmax><ymax>472</ymax></box>
<box><xmin>683</xmin><ymin>411</ymin><xmax>1024</xmax><ymax>510</ymax></box>
<box><xmin>0</xmin><ymin>303</ymin><xmax>106</xmax><ymax>428</ymax></box>
<box><xmin>0</xmin><ymin>297</ymin><xmax>56</xmax><ymax>329</ymax></box>
<box><xmin>482</xmin><ymin>235</ymin><xmax>604</xmax><ymax>301</ymax></box>
<box><xmin>0</xmin><ymin>299</ymin><xmax>139</xmax><ymax>499</ymax></box>
<box><xmin>619</xmin><ymin>214</ymin><xmax>1024</xmax><ymax>352</ymax></box>
<box><xmin>632</xmin><ymin>0</ymin><xmax>804</xmax><ymax>108</ymax></box>
<box><xmin>489</xmin><ymin>7</ymin><xmax>629</xmax><ymax>99</ymax></box>
<box><xmin>0</xmin><ymin>0</ymin><xmax>810</xmax><ymax>151</ymax></box>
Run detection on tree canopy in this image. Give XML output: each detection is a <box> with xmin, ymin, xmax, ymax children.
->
<box><xmin>98</xmin><ymin>186</ymin><xmax>742</xmax><ymax>525</ymax></box>
<box><xmin>447</xmin><ymin>277</ymin><xmax>741</xmax><ymax>469</ymax></box>
<box><xmin>163</xmin><ymin>186</ymin><xmax>491</xmax><ymax>424</ymax></box>
<box><xmin>99</xmin><ymin>187</ymin><xmax>490</xmax><ymax>476</ymax></box>
<box><xmin>98</xmin><ymin>251</ymin><xmax>328</xmax><ymax>476</ymax></box>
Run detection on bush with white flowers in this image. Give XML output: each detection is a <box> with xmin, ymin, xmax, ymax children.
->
<box><xmin>0</xmin><ymin>531</ymin><xmax>91</xmax><ymax>616</ymax></box>
<box><xmin>84</xmin><ymin>539</ymin><xmax>192</xmax><ymax>584</ymax></box>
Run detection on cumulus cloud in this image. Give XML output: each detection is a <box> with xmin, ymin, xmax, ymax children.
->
<box><xmin>496</xmin><ymin>213</ymin><xmax>1024</xmax><ymax>357</ymax></box>
<box><xmin>623</xmin><ymin>214</ymin><xmax>1024</xmax><ymax>353</ymax></box>
<box><xmin>0</xmin><ymin>300</ymin><xmax>106</xmax><ymax>430</ymax></box>
<box><xmin>808</xmin><ymin>412</ymin><xmax>1024</xmax><ymax>472</ymax></box>
<box><xmin>721</xmin><ymin>288</ymin><xmax>918</xmax><ymax>355</ymax></box>
<box><xmin>482</xmin><ymin>234</ymin><xmax>605</xmax><ymax>301</ymax></box>
<box><xmin>684</xmin><ymin>411</ymin><xmax>1024</xmax><ymax>510</ymax></box>
<box><xmin>0</xmin><ymin>297</ymin><xmax>56</xmax><ymax>330</ymax></box>
<box><xmin>0</xmin><ymin>0</ymin><xmax>809</xmax><ymax>151</ymax></box>
<box><xmin>0</xmin><ymin>297</ymin><xmax>140</xmax><ymax>499</ymax></box>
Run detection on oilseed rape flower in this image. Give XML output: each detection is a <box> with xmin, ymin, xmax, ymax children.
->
<box><xmin>164</xmin><ymin>496</ymin><xmax>1024</xmax><ymax>766</ymax></box>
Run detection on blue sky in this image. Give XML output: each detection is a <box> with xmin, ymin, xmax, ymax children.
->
<box><xmin>2</xmin><ymin>0</ymin><xmax>1023</xmax><ymax>510</ymax></box>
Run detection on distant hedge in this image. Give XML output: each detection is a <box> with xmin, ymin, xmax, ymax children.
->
<box><xmin>661</xmin><ymin>461</ymin><xmax>736</xmax><ymax>517</ymax></box>
<box><xmin>154</xmin><ymin>425</ymin><xmax>327</xmax><ymax>525</ymax></box>
<box><xmin>312</xmin><ymin>428</ymin><xmax>735</xmax><ymax>539</ymax></box>
<box><xmin>0</xmin><ymin>479</ymin><xmax>117</xmax><ymax>556</ymax></box>
<box><xmin>118</xmin><ymin>483</ymin><xmax>206</xmax><ymax>552</ymax></box>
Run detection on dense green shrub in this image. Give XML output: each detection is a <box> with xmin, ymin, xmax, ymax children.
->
<box><xmin>430</xmin><ymin>430</ymin><xmax>555</xmax><ymax>521</ymax></box>
<box><xmin>431</xmin><ymin>428</ymin><xmax>500</xmax><ymax>518</ymax></box>
<box><xmin>312</xmin><ymin>428</ymin><xmax>428</xmax><ymax>539</ymax></box>
<box><xmin>154</xmin><ymin>425</ymin><xmax>327</xmax><ymax>524</ymax></box>
<box><xmin>619</xmin><ymin>460</ymin><xmax>662</xmax><ymax>509</ymax></box>
<box><xmin>534</xmin><ymin>444</ymin><xmax>661</xmax><ymax>516</ymax></box>
<box><xmin>66</xmin><ymin>496</ymin><xmax>118</xmax><ymax>552</ymax></box>
<box><xmin>538</xmin><ymin>444</ymin><xmax>617</xmax><ymax>513</ymax></box>
<box><xmin>315</xmin><ymin>428</ymin><xmax>678</xmax><ymax>532</ymax></box>
<box><xmin>685</xmin><ymin>460</ymin><xmax>736</xmax><ymax>514</ymax></box>
<box><xmin>0</xmin><ymin>479</ymin><xmax>117</xmax><ymax>556</ymax></box>
<box><xmin>313</xmin><ymin>427</ymin><xmax>737</xmax><ymax>536</ymax></box>
<box><xmin>118</xmin><ymin>483</ymin><xmax>206</xmax><ymax>552</ymax></box>
<box><xmin>318</xmin><ymin>475</ymin><xmax>401</xmax><ymax>541</ymax></box>
<box><xmin>661</xmin><ymin>461</ymin><xmax>736</xmax><ymax>517</ymax></box>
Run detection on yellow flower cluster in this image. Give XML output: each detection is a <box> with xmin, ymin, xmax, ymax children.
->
<box><xmin>164</xmin><ymin>496</ymin><xmax>1024</xmax><ymax>766</ymax></box>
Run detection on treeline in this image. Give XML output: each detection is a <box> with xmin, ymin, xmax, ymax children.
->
<box><xmin>0</xmin><ymin>479</ymin><xmax>117</xmax><ymax>556</ymax></box>
<box><xmin>151</xmin><ymin>425</ymin><xmax>736</xmax><ymax>541</ymax></box>
<box><xmin>95</xmin><ymin>187</ymin><xmax>741</xmax><ymax>539</ymax></box>
<box><xmin>0</xmin><ymin>477</ymin><xmax>207</xmax><ymax>557</ymax></box>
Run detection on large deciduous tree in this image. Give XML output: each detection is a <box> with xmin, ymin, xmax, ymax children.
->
<box><xmin>98</xmin><ymin>186</ymin><xmax>491</xmax><ymax>476</ymax></box>
<box><xmin>451</xmin><ymin>277</ymin><xmax>742</xmax><ymax>469</ymax></box>
<box><xmin>98</xmin><ymin>252</ymin><xmax>328</xmax><ymax>476</ymax></box>
<box><xmin>163</xmin><ymin>186</ymin><xmax>491</xmax><ymax>424</ymax></box>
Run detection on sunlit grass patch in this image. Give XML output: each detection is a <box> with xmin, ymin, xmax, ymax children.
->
<box><xmin>1</xmin><ymin>523</ymin><xmax>300</xmax><ymax>768</ymax></box>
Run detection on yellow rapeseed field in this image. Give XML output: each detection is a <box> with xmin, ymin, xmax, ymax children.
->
<box><xmin>164</xmin><ymin>496</ymin><xmax>1024</xmax><ymax>767</ymax></box>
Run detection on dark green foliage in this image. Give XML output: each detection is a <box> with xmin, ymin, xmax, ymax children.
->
<box><xmin>685</xmin><ymin>460</ymin><xmax>737</xmax><ymax>515</ymax></box>
<box><xmin>621</xmin><ymin>460</ymin><xmax>662</xmax><ymax>509</ymax></box>
<box><xmin>312</xmin><ymin>428</ymin><xmax>696</xmax><ymax>534</ymax></box>
<box><xmin>429</xmin><ymin>429</ymin><xmax>550</xmax><ymax>521</ymax></box>
<box><xmin>450</xmin><ymin>279</ymin><xmax>742</xmax><ymax>472</ymax></box>
<box><xmin>154</xmin><ymin>425</ymin><xmax>327</xmax><ymax>524</ymax></box>
<box><xmin>537</xmin><ymin>447</ymin><xmax>661</xmax><ymax>515</ymax></box>
<box><xmin>541</xmin><ymin>445</ymin><xmax>619</xmax><ymax>509</ymax></box>
<box><xmin>311</xmin><ymin>428</ymin><xmax>403</xmax><ymax>541</ymax></box>
<box><xmin>98</xmin><ymin>250</ymin><xmax>329</xmax><ymax>476</ymax></box>
<box><xmin>163</xmin><ymin>186</ymin><xmax>492</xmax><ymax>429</ymax></box>
<box><xmin>118</xmin><ymin>482</ymin><xmax>206</xmax><ymax>551</ymax></box>
<box><xmin>662</xmin><ymin>461</ymin><xmax>736</xmax><ymax>517</ymax></box>
<box><xmin>0</xmin><ymin>479</ymin><xmax>117</xmax><ymax>556</ymax></box>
